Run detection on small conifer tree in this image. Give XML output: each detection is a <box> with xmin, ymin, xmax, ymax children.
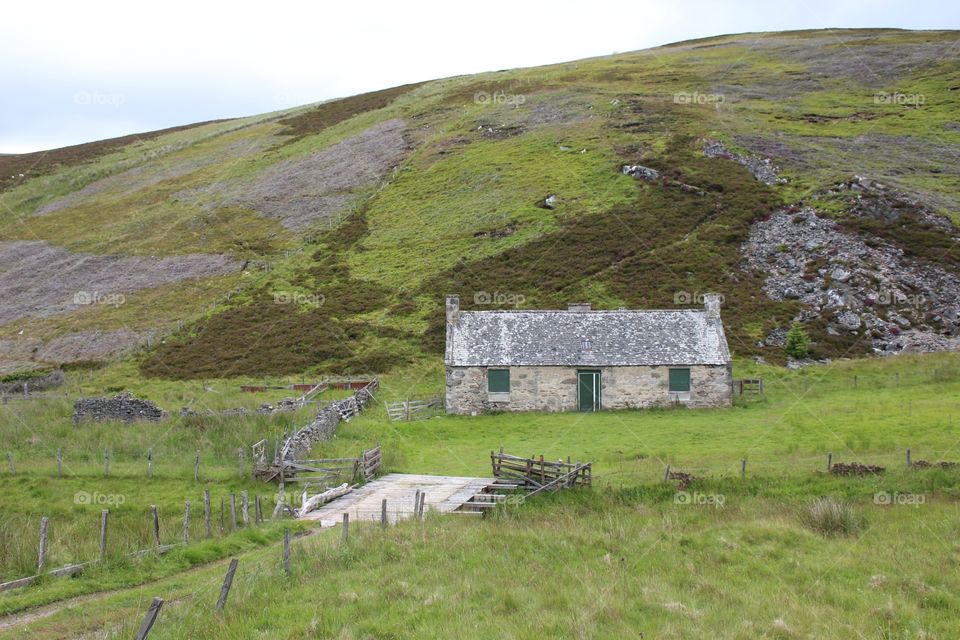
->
<box><xmin>785</xmin><ymin>322</ymin><xmax>811</xmax><ymax>359</ymax></box>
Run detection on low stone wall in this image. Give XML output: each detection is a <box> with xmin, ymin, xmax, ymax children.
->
<box><xmin>73</xmin><ymin>392</ymin><xmax>168</xmax><ymax>423</ymax></box>
<box><xmin>281</xmin><ymin>385</ymin><xmax>377</xmax><ymax>461</ymax></box>
<box><xmin>0</xmin><ymin>369</ymin><xmax>65</xmax><ymax>395</ymax></box>
<box><xmin>283</xmin><ymin>407</ymin><xmax>340</xmax><ymax>460</ymax></box>
<box><xmin>179</xmin><ymin>397</ymin><xmax>304</xmax><ymax>418</ymax></box>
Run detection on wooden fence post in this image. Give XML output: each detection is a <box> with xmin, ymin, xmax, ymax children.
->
<box><xmin>147</xmin><ymin>448</ymin><xmax>153</xmax><ymax>480</ymax></box>
<box><xmin>255</xmin><ymin>495</ymin><xmax>263</xmax><ymax>523</ymax></box>
<box><xmin>230</xmin><ymin>494</ymin><xmax>237</xmax><ymax>531</ymax></box>
<box><xmin>827</xmin><ymin>452</ymin><xmax>833</xmax><ymax>472</ymax></box>
<box><xmin>37</xmin><ymin>516</ymin><xmax>49</xmax><ymax>573</ymax></box>
<box><xmin>418</xmin><ymin>493</ymin><xmax>426</xmax><ymax>519</ymax></box>
<box><xmin>56</xmin><ymin>448</ymin><xmax>62</xmax><ymax>477</ymax></box>
<box><xmin>381</xmin><ymin>498</ymin><xmax>388</xmax><ymax>527</ymax></box>
<box><xmin>183</xmin><ymin>501</ymin><xmax>191</xmax><ymax>544</ymax></box>
<box><xmin>99</xmin><ymin>509</ymin><xmax>109</xmax><ymax>560</ymax></box>
<box><xmin>241</xmin><ymin>491</ymin><xmax>249</xmax><ymax>526</ymax></box>
<box><xmin>663</xmin><ymin>464</ymin><xmax>671</xmax><ymax>482</ymax></box>
<box><xmin>215</xmin><ymin>559</ymin><xmax>238</xmax><ymax>612</ymax></box>
<box><xmin>906</xmin><ymin>448</ymin><xmax>912</xmax><ymax>468</ymax></box>
<box><xmin>341</xmin><ymin>512</ymin><xmax>349</xmax><ymax>543</ymax></box>
<box><xmin>103</xmin><ymin>448</ymin><xmax>110</xmax><ymax>478</ymax></box>
<box><xmin>204</xmin><ymin>490</ymin><xmax>212</xmax><ymax>537</ymax></box>
<box><xmin>283</xmin><ymin>529</ymin><xmax>291</xmax><ymax>575</ymax></box>
<box><xmin>272</xmin><ymin>482</ymin><xmax>286</xmax><ymax>519</ymax></box>
<box><xmin>219</xmin><ymin>496</ymin><xmax>225</xmax><ymax>534</ymax></box>
<box><xmin>6</xmin><ymin>452</ymin><xmax>14</xmax><ymax>475</ymax></box>
<box><xmin>239</xmin><ymin>449</ymin><xmax>245</xmax><ymax>478</ymax></box>
<box><xmin>741</xmin><ymin>459</ymin><xmax>747</xmax><ymax>480</ymax></box>
<box><xmin>151</xmin><ymin>505</ymin><xmax>161</xmax><ymax>547</ymax></box>
<box><xmin>194</xmin><ymin>451</ymin><xmax>200</xmax><ymax>482</ymax></box>
<box><xmin>134</xmin><ymin>596</ymin><xmax>164</xmax><ymax>640</ymax></box>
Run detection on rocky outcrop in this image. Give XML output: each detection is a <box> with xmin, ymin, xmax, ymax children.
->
<box><xmin>73</xmin><ymin>392</ymin><xmax>168</xmax><ymax>423</ymax></box>
<box><xmin>703</xmin><ymin>139</ymin><xmax>786</xmax><ymax>185</ymax></box>
<box><xmin>622</xmin><ymin>164</ymin><xmax>660</xmax><ymax>180</ymax></box>
<box><xmin>742</xmin><ymin>202</ymin><xmax>960</xmax><ymax>354</ymax></box>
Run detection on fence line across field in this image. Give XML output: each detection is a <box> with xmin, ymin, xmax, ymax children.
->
<box><xmin>0</xmin><ymin>490</ymin><xmax>280</xmax><ymax>592</ymax></box>
<box><xmin>0</xmin><ymin>443</ymin><xmax>950</xmax><ymax>486</ymax></box>
<box><xmin>3</xmin><ymin>436</ymin><xmax>955</xmax><ymax>631</ymax></box>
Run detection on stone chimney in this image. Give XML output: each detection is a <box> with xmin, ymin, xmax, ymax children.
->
<box><xmin>446</xmin><ymin>294</ymin><xmax>460</xmax><ymax>324</ymax></box>
<box><xmin>568</xmin><ymin>303</ymin><xmax>592</xmax><ymax>312</ymax></box>
<box><xmin>703</xmin><ymin>293</ymin><xmax>722</xmax><ymax>319</ymax></box>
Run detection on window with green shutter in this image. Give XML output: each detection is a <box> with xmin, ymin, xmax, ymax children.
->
<box><xmin>488</xmin><ymin>369</ymin><xmax>510</xmax><ymax>393</ymax></box>
<box><xmin>669</xmin><ymin>368</ymin><xmax>691</xmax><ymax>392</ymax></box>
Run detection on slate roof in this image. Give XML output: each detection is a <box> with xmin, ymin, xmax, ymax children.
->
<box><xmin>446</xmin><ymin>309</ymin><xmax>731</xmax><ymax>367</ymax></box>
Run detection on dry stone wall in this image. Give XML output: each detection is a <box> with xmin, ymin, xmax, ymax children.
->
<box><xmin>281</xmin><ymin>385</ymin><xmax>377</xmax><ymax>461</ymax></box>
<box><xmin>73</xmin><ymin>392</ymin><xmax>168</xmax><ymax>423</ymax></box>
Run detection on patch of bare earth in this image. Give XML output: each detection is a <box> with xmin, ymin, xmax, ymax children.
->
<box><xmin>0</xmin><ymin>119</ymin><xmax>232</xmax><ymax>194</ymax></box>
<box><xmin>35</xmin><ymin>329</ymin><xmax>153</xmax><ymax>364</ymax></box>
<box><xmin>180</xmin><ymin>119</ymin><xmax>409</xmax><ymax>231</ymax></box>
<box><xmin>0</xmin><ymin>240</ymin><xmax>239</xmax><ymax>325</ymax></box>
<box><xmin>34</xmin><ymin>136</ymin><xmax>278</xmax><ymax>216</ymax></box>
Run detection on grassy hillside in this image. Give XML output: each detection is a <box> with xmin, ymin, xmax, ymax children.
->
<box><xmin>0</xmin><ymin>29</ymin><xmax>958</xmax><ymax>379</ymax></box>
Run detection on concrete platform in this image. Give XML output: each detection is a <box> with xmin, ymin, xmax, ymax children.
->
<box><xmin>299</xmin><ymin>473</ymin><xmax>498</xmax><ymax>527</ymax></box>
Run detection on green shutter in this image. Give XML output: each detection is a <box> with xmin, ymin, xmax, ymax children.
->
<box><xmin>669</xmin><ymin>368</ymin><xmax>691</xmax><ymax>392</ymax></box>
<box><xmin>488</xmin><ymin>369</ymin><xmax>510</xmax><ymax>393</ymax></box>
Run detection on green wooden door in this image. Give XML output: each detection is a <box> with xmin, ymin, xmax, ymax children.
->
<box><xmin>577</xmin><ymin>370</ymin><xmax>601</xmax><ymax>412</ymax></box>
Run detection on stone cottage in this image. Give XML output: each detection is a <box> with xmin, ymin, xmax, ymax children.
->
<box><xmin>444</xmin><ymin>294</ymin><xmax>732</xmax><ymax>414</ymax></box>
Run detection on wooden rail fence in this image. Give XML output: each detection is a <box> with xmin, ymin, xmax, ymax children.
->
<box><xmin>490</xmin><ymin>451</ymin><xmax>592</xmax><ymax>491</ymax></box>
<box><xmin>254</xmin><ymin>444</ymin><xmax>382</xmax><ymax>485</ymax></box>
<box><xmin>360</xmin><ymin>444</ymin><xmax>382</xmax><ymax>481</ymax></box>
<box><xmin>732</xmin><ymin>378</ymin><xmax>764</xmax><ymax>395</ymax></box>
<box><xmin>385</xmin><ymin>394</ymin><xmax>441</xmax><ymax>421</ymax></box>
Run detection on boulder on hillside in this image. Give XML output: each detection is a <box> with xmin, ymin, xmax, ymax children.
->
<box><xmin>622</xmin><ymin>164</ymin><xmax>660</xmax><ymax>180</ymax></box>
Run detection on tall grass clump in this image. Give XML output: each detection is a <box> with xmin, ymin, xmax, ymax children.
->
<box><xmin>798</xmin><ymin>496</ymin><xmax>864</xmax><ymax>536</ymax></box>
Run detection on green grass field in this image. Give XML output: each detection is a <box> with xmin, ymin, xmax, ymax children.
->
<box><xmin>319</xmin><ymin>352</ymin><xmax>960</xmax><ymax>479</ymax></box>
<box><xmin>1</xmin><ymin>352</ymin><xmax>959</xmax><ymax>638</ymax></box>
<box><xmin>6</xmin><ymin>481</ymin><xmax>960</xmax><ymax>639</ymax></box>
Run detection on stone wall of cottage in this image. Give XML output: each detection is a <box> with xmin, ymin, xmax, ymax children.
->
<box><xmin>445</xmin><ymin>364</ymin><xmax>732</xmax><ymax>414</ymax></box>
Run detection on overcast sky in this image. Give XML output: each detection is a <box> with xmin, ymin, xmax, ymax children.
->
<box><xmin>2</xmin><ymin>0</ymin><xmax>957</xmax><ymax>153</ymax></box>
